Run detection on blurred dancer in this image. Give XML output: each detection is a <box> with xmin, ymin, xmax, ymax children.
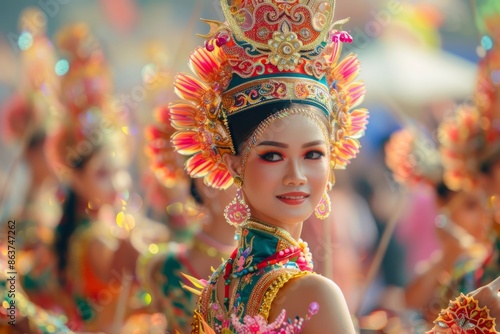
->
<box><xmin>385</xmin><ymin>126</ymin><xmax>493</xmax><ymax>327</ymax></box>
<box><xmin>45</xmin><ymin>23</ymin><xmax>138</xmax><ymax>332</ymax></box>
<box><xmin>0</xmin><ymin>6</ymin><xmax>61</xmax><ymax>268</ymax></box>
<box><xmin>427</xmin><ymin>0</ymin><xmax>500</xmax><ymax>303</ymax></box>
<box><xmin>0</xmin><ymin>8</ymin><xmax>75</xmax><ymax>332</ymax></box>
<box><xmin>138</xmin><ymin>109</ymin><xmax>237</xmax><ymax>333</ymax></box>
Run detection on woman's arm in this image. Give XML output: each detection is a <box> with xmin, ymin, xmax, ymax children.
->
<box><xmin>269</xmin><ymin>273</ymin><xmax>356</xmax><ymax>334</ymax></box>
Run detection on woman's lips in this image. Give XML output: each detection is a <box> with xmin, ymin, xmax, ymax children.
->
<box><xmin>276</xmin><ymin>192</ymin><xmax>309</xmax><ymax>205</ymax></box>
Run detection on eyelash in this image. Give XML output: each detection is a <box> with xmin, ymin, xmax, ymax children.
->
<box><xmin>305</xmin><ymin>150</ymin><xmax>325</xmax><ymax>160</ymax></box>
<box><xmin>258</xmin><ymin>152</ymin><xmax>283</xmax><ymax>162</ymax></box>
<box><xmin>258</xmin><ymin>150</ymin><xmax>325</xmax><ymax>162</ymax></box>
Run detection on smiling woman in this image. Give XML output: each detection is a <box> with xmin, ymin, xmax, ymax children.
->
<box><xmin>165</xmin><ymin>1</ymin><xmax>369</xmax><ymax>333</ymax></box>
<box><xmin>223</xmin><ymin>108</ymin><xmax>331</xmax><ymax>235</ymax></box>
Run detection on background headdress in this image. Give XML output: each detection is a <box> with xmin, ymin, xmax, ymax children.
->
<box><xmin>145</xmin><ymin>105</ymin><xmax>186</xmax><ymax>189</ymax></box>
<box><xmin>385</xmin><ymin>125</ymin><xmax>442</xmax><ymax>186</ymax></box>
<box><xmin>437</xmin><ymin>0</ymin><xmax>500</xmax><ymax>192</ymax></box>
<box><xmin>166</xmin><ymin>0</ymin><xmax>369</xmax><ymax>189</ymax></box>
<box><xmin>438</xmin><ymin>105</ymin><xmax>488</xmax><ymax>191</ymax></box>
<box><xmin>45</xmin><ymin>23</ymin><xmax>128</xmax><ymax>178</ymax></box>
<box><xmin>1</xmin><ymin>7</ymin><xmax>59</xmax><ymax>145</ymax></box>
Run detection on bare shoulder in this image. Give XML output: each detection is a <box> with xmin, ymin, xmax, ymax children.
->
<box><xmin>270</xmin><ymin>273</ymin><xmax>356</xmax><ymax>334</ymax></box>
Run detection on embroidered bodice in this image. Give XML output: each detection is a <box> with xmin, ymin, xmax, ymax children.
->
<box><xmin>195</xmin><ymin>219</ymin><xmax>315</xmax><ymax>333</ymax></box>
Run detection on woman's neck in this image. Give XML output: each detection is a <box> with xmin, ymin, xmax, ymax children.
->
<box><xmin>247</xmin><ymin>215</ymin><xmax>303</xmax><ymax>240</ymax></box>
<box><xmin>237</xmin><ymin>218</ymin><xmax>301</xmax><ymax>251</ymax></box>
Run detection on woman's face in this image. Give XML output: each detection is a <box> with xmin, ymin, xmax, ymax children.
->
<box><xmin>239</xmin><ymin>112</ymin><xmax>330</xmax><ymax>228</ymax></box>
<box><xmin>447</xmin><ymin>190</ymin><xmax>491</xmax><ymax>243</ymax></box>
<box><xmin>73</xmin><ymin>149</ymin><xmax>127</xmax><ymax>207</ymax></box>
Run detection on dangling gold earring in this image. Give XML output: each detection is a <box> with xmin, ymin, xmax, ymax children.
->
<box><xmin>315</xmin><ymin>170</ymin><xmax>334</xmax><ymax>220</ymax></box>
<box><xmin>314</xmin><ymin>190</ymin><xmax>331</xmax><ymax>220</ymax></box>
<box><xmin>224</xmin><ymin>176</ymin><xmax>250</xmax><ymax>227</ymax></box>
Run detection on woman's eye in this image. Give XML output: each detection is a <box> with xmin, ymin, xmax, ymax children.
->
<box><xmin>305</xmin><ymin>151</ymin><xmax>325</xmax><ymax>160</ymax></box>
<box><xmin>258</xmin><ymin>152</ymin><xmax>283</xmax><ymax>162</ymax></box>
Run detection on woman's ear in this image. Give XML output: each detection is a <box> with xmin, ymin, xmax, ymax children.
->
<box><xmin>222</xmin><ymin>154</ymin><xmax>242</xmax><ymax>178</ymax></box>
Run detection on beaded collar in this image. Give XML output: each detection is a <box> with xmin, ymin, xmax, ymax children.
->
<box><xmin>231</xmin><ymin>219</ymin><xmax>313</xmax><ymax>276</ymax></box>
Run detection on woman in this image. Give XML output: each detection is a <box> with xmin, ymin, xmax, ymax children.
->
<box><xmin>138</xmin><ymin>118</ymin><xmax>237</xmax><ymax>333</ymax></box>
<box><xmin>0</xmin><ymin>7</ymin><xmax>63</xmax><ymax>314</ymax></box>
<box><xmin>45</xmin><ymin>23</ymin><xmax>139</xmax><ymax>332</ymax></box>
<box><xmin>385</xmin><ymin>126</ymin><xmax>494</xmax><ymax>327</ymax></box>
<box><xmin>167</xmin><ymin>1</ymin><xmax>367</xmax><ymax>332</ymax></box>
<box><xmin>423</xmin><ymin>2</ymin><xmax>500</xmax><ymax>331</ymax></box>
<box><xmin>437</xmin><ymin>0</ymin><xmax>500</xmax><ymax>296</ymax></box>
<box><xmin>165</xmin><ymin>1</ymin><xmax>500</xmax><ymax>333</ymax></box>
<box><xmin>137</xmin><ymin>176</ymin><xmax>237</xmax><ymax>333</ymax></box>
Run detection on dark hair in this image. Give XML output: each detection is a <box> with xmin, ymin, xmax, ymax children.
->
<box><xmin>480</xmin><ymin>152</ymin><xmax>500</xmax><ymax>175</ymax></box>
<box><xmin>227</xmin><ymin>101</ymin><xmax>325</xmax><ymax>155</ymax></box>
<box><xmin>54</xmin><ymin>188</ymin><xmax>78</xmax><ymax>285</ymax></box>
<box><xmin>435</xmin><ymin>180</ymin><xmax>456</xmax><ymax>203</ymax></box>
<box><xmin>27</xmin><ymin>131</ymin><xmax>46</xmax><ymax>150</ymax></box>
<box><xmin>54</xmin><ymin>147</ymin><xmax>101</xmax><ymax>286</ymax></box>
<box><xmin>190</xmin><ymin>178</ymin><xmax>204</xmax><ymax>205</ymax></box>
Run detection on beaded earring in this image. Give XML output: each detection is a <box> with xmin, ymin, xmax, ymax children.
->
<box><xmin>314</xmin><ymin>181</ymin><xmax>333</xmax><ymax>220</ymax></box>
<box><xmin>224</xmin><ymin>176</ymin><xmax>250</xmax><ymax>227</ymax></box>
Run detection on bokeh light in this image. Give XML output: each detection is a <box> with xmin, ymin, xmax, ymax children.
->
<box><xmin>481</xmin><ymin>35</ymin><xmax>494</xmax><ymax>51</ymax></box>
<box><xmin>55</xmin><ymin>59</ymin><xmax>70</xmax><ymax>76</ymax></box>
<box><xmin>18</xmin><ymin>31</ymin><xmax>33</xmax><ymax>50</ymax></box>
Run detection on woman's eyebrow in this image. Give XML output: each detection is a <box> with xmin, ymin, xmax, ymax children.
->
<box><xmin>302</xmin><ymin>140</ymin><xmax>325</xmax><ymax>148</ymax></box>
<box><xmin>256</xmin><ymin>141</ymin><xmax>287</xmax><ymax>148</ymax></box>
<box><xmin>256</xmin><ymin>140</ymin><xmax>325</xmax><ymax>148</ymax></box>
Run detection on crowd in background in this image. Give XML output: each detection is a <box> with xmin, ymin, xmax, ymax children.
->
<box><xmin>0</xmin><ymin>0</ymin><xmax>498</xmax><ymax>333</ymax></box>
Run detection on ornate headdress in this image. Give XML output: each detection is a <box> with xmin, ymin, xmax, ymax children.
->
<box><xmin>146</xmin><ymin>105</ymin><xmax>186</xmax><ymax>188</ymax></box>
<box><xmin>1</xmin><ymin>7</ymin><xmax>59</xmax><ymax>144</ymax></box>
<box><xmin>46</xmin><ymin>24</ymin><xmax>128</xmax><ymax>178</ymax></box>
<box><xmin>385</xmin><ymin>126</ymin><xmax>442</xmax><ymax>186</ymax></box>
<box><xmin>165</xmin><ymin>0</ymin><xmax>368</xmax><ymax>189</ymax></box>
<box><xmin>438</xmin><ymin>105</ymin><xmax>490</xmax><ymax>191</ymax></box>
<box><xmin>437</xmin><ymin>0</ymin><xmax>500</xmax><ymax>192</ymax></box>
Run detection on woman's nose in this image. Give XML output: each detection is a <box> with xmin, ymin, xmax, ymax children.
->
<box><xmin>283</xmin><ymin>159</ymin><xmax>307</xmax><ymax>186</ymax></box>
